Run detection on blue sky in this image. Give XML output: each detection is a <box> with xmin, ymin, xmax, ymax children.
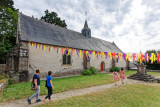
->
<box><xmin>13</xmin><ymin>0</ymin><xmax>160</xmax><ymax>53</ymax></box>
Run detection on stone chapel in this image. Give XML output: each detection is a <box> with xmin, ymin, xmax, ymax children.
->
<box><xmin>6</xmin><ymin>12</ymin><xmax>127</xmax><ymax>81</ymax></box>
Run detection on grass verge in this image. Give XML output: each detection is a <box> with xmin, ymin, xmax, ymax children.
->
<box><xmin>39</xmin><ymin>84</ymin><xmax>160</xmax><ymax>107</ymax></box>
<box><xmin>125</xmin><ymin>70</ymin><xmax>160</xmax><ymax>76</ymax></box>
<box><xmin>0</xmin><ymin>73</ymin><xmax>113</xmax><ymax>102</ymax></box>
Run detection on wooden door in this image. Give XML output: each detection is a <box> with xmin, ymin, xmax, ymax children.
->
<box><xmin>101</xmin><ymin>62</ymin><xmax>103</xmax><ymax>72</ymax></box>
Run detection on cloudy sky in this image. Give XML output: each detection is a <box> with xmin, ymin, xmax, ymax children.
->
<box><xmin>13</xmin><ymin>0</ymin><xmax>160</xmax><ymax>53</ymax></box>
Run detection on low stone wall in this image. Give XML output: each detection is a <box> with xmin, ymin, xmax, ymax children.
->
<box><xmin>0</xmin><ymin>64</ymin><xmax>6</xmax><ymax>74</ymax></box>
<box><xmin>28</xmin><ymin>70</ymin><xmax>83</xmax><ymax>81</ymax></box>
<box><xmin>148</xmin><ymin>70</ymin><xmax>160</xmax><ymax>72</ymax></box>
<box><xmin>0</xmin><ymin>80</ymin><xmax>8</xmax><ymax>94</ymax></box>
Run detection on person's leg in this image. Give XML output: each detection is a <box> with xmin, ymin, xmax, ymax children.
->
<box><xmin>122</xmin><ymin>78</ymin><xmax>124</xmax><ymax>84</ymax></box>
<box><xmin>121</xmin><ymin>78</ymin><xmax>123</xmax><ymax>83</ymax></box>
<box><xmin>45</xmin><ymin>87</ymin><xmax>50</xmax><ymax>99</ymax></box>
<box><xmin>48</xmin><ymin>87</ymin><xmax>52</xmax><ymax>102</ymax></box>
<box><xmin>27</xmin><ymin>87</ymin><xmax>39</xmax><ymax>104</ymax></box>
<box><xmin>114</xmin><ymin>80</ymin><xmax>117</xmax><ymax>86</ymax></box>
<box><xmin>36</xmin><ymin>85</ymin><xmax>40</xmax><ymax>100</ymax></box>
<box><xmin>29</xmin><ymin>89</ymin><xmax>38</xmax><ymax>100</ymax></box>
<box><xmin>43</xmin><ymin>87</ymin><xmax>50</xmax><ymax>104</ymax></box>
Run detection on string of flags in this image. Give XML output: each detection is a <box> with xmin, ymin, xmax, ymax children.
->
<box><xmin>28</xmin><ymin>41</ymin><xmax>160</xmax><ymax>64</ymax></box>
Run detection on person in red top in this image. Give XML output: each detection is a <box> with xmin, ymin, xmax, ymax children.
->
<box><xmin>113</xmin><ymin>69</ymin><xmax>119</xmax><ymax>86</ymax></box>
<box><xmin>120</xmin><ymin>68</ymin><xmax>125</xmax><ymax>84</ymax></box>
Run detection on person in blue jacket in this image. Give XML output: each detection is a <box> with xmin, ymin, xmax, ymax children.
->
<box><xmin>43</xmin><ymin>71</ymin><xmax>54</xmax><ymax>104</ymax></box>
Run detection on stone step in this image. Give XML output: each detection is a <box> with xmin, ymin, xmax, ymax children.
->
<box><xmin>128</xmin><ymin>72</ymin><xmax>156</xmax><ymax>82</ymax></box>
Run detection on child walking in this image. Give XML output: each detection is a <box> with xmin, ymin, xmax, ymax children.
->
<box><xmin>43</xmin><ymin>71</ymin><xmax>54</xmax><ymax>104</ymax></box>
<box><xmin>113</xmin><ymin>69</ymin><xmax>119</xmax><ymax>86</ymax></box>
<box><xmin>120</xmin><ymin>68</ymin><xmax>125</xmax><ymax>84</ymax></box>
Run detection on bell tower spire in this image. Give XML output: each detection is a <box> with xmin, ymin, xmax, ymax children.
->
<box><xmin>81</xmin><ymin>12</ymin><xmax>91</xmax><ymax>38</ymax></box>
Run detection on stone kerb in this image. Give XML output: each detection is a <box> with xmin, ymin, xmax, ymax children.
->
<box><xmin>0</xmin><ymin>64</ymin><xmax>6</xmax><ymax>74</ymax></box>
<box><xmin>0</xmin><ymin>80</ymin><xmax>8</xmax><ymax>94</ymax></box>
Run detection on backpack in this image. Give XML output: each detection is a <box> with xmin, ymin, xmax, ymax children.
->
<box><xmin>45</xmin><ymin>80</ymin><xmax>47</xmax><ymax>87</ymax></box>
<box><xmin>31</xmin><ymin>76</ymin><xmax>36</xmax><ymax>91</ymax></box>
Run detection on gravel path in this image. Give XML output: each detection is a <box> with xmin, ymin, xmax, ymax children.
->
<box><xmin>0</xmin><ymin>78</ymin><xmax>159</xmax><ymax>107</ymax></box>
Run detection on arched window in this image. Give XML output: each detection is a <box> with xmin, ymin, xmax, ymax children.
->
<box><xmin>63</xmin><ymin>50</ymin><xmax>71</xmax><ymax>65</ymax></box>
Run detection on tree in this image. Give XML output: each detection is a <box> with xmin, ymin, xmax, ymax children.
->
<box><xmin>40</xmin><ymin>9</ymin><xmax>67</xmax><ymax>28</ymax></box>
<box><xmin>0</xmin><ymin>0</ymin><xmax>17</xmax><ymax>64</ymax></box>
<box><xmin>146</xmin><ymin>50</ymin><xmax>157</xmax><ymax>55</ymax></box>
<box><xmin>145</xmin><ymin>50</ymin><xmax>160</xmax><ymax>70</ymax></box>
<box><xmin>0</xmin><ymin>0</ymin><xmax>14</xmax><ymax>10</ymax></box>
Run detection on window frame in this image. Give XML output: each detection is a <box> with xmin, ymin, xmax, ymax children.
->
<box><xmin>62</xmin><ymin>51</ymin><xmax>71</xmax><ymax>65</ymax></box>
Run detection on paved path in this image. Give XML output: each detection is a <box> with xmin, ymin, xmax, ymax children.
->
<box><xmin>0</xmin><ymin>78</ymin><xmax>159</xmax><ymax>107</ymax></box>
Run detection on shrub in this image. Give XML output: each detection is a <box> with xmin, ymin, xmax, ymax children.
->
<box><xmin>82</xmin><ymin>69</ymin><xmax>92</xmax><ymax>75</ymax></box>
<box><xmin>89</xmin><ymin>66</ymin><xmax>97</xmax><ymax>75</ymax></box>
<box><xmin>110</xmin><ymin>67</ymin><xmax>120</xmax><ymax>72</ymax></box>
<box><xmin>8</xmin><ymin>76</ymin><xmax>13</xmax><ymax>84</ymax></box>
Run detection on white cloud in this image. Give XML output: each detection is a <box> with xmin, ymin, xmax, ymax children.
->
<box><xmin>13</xmin><ymin>0</ymin><xmax>160</xmax><ymax>53</ymax></box>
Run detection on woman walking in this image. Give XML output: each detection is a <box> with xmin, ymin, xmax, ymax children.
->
<box><xmin>113</xmin><ymin>69</ymin><xmax>119</xmax><ymax>86</ymax></box>
<box><xmin>120</xmin><ymin>68</ymin><xmax>125</xmax><ymax>84</ymax></box>
<box><xmin>43</xmin><ymin>71</ymin><xmax>54</xmax><ymax>104</ymax></box>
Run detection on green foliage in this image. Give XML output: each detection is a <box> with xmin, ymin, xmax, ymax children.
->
<box><xmin>41</xmin><ymin>9</ymin><xmax>67</xmax><ymax>28</ymax></box>
<box><xmin>82</xmin><ymin>66</ymin><xmax>98</xmax><ymax>75</ymax></box>
<box><xmin>89</xmin><ymin>66</ymin><xmax>97</xmax><ymax>74</ymax></box>
<box><xmin>0</xmin><ymin>0</ymin><xmax>17</xmax><ymax>64</ymax></box>
<box><xmin>0</xmin><ymin>0</ymin><xmax>14</xmax><ymax>10</ymax></box>
<box><xmin>82</xmin><ymin>69</ymin><xmax>92</xmax><ymax>75</ymax></box>
<box><xmin>146</xmin><ymin>50</ymin><xmax>157</xmax><ymax>55</ymax></box>
<box><xmin>110</xmin><ymin>67</ymin><xmax>120</xmax><ymax>72</ymax></box>
<box><xmin>8</xmin><ymin>76</ymin><xmax>13</xmax><ymax>84</ymax></box>
<box><xmin>146</xmin><ymin>60</ymin><xmax>160</xmax><ymax>70</ymax></box>
<box><xmin>145</xmin><ymin>50</ymin><xmax>160</xmax><ymax>70</ymax></box>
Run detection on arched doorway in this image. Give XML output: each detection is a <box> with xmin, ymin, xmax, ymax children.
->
<box><xmin>101</xmin><ymin>62</ymin><xmax>105</xmax><ymax>72</ymax></box>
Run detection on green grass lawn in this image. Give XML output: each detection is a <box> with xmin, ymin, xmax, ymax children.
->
<box><xmin>39</xmin><ymin>84</ymin><xmax>160</xmax><ymax>107</ymax></box>
<box><xmin>0</xmin><ymin>73</ymin><xmax>113</xmax><ymax>102</ymax></box>
<box><xmin>125</xmin><ymin>70</ymin><xmax>160</xmax><ymax>76</ymax></box>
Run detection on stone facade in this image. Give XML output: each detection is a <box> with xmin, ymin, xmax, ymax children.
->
<box><xmin>28</xmin><ymin>42</ymin><xmax>84</xmax><ymax>80</ymax></box>
<box><xmin>27</xmin><ymin>41</ymin><xmax>127</xmax><ymax>80</ymax></box>
<box><xmin>6</xmin><ymin>42</ymin><xmax>128</xmax><ymax>82</ymax></box>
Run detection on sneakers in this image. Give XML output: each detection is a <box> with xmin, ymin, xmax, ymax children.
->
<box><xmin>27</xmin><ymin>98</ymin><xmax>31</xmax><ymax>104</ymax></box>
<box><xmin>36</xmin><ymin>99</ymin><xmax>42</xmax><ymax>103</ymax></box>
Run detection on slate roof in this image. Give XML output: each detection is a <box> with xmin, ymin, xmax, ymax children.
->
<box><xmin>19</xmin><ymin>13</ymin><xmax>123</xmax><ymax>53</ymax></box>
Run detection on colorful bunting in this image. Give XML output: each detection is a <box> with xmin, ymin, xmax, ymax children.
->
<box><xmin>28</xmin><ymin>41</ymin><xmax>160</xmax><ymax>64</ymax></box>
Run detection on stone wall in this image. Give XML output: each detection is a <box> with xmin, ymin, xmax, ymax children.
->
<box><xmin>90</xmin><ymin>55</ymin><xmax>112</xmax><ymax>72</ymax></box>
<box><xmin>28</xmin><ymin>43</ymin><xmax>83</xmax><ymax>80</ymax></box>
<box><xmin>18</xmin><ymin>42</ymin><xmax>29</xmax><ymax>81</ymax></box>
<box><xmin>28</xmin><ymin>41</ymin><xmax>127</xmax><ymax>80</ymax></box>
<box><xmin>0</xmin><ymin>64</ymin><xmax>6</xmax><ymax>74</ymax></box>
<box><xmin>115</xmin><ymin>59</ymin><xmax>127</xmax><ymax>70</ymax></box>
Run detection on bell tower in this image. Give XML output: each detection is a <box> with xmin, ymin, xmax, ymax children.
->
<box><xmin>81</xmin><ymin>12</ymin><xmax>91</xmax><ymax>38</ymax></box>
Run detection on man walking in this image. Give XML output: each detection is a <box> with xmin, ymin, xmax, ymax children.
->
<box><xmin>27</xmin><ymin>69</ymin><xmax>41</xmax><ymax>104</ymax></box>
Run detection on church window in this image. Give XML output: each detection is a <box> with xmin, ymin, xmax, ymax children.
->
<box><xmin>63</xmin><ymin>50</ymin><xmax>71</xmax><ymax>65</ymax></box>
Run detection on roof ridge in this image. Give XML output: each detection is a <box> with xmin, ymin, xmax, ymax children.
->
<box><xmin>20</xmin><ymin>12</ymin><xmax>83</xmax><ymax>35</ymax></box>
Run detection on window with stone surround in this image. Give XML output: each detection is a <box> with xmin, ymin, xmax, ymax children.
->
<box><xmin>63</xmin><ymin>50</ymin><xmax>71</xmax><ymax>65</ymax></box>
